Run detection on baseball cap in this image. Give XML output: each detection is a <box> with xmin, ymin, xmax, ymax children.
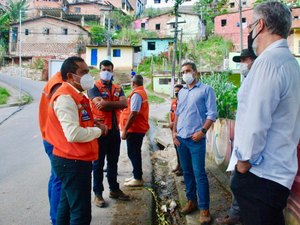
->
<box><xmin>232</xmin><ymin>49</ymin><xmax>256</xmax><ymax>62</ymax></box>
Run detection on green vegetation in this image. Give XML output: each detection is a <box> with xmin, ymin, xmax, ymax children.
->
<box><xmin>21</xmin><ymin>94</ymin><xmax>32</xmax><ymax>104</ymax></box>
<box><xmin>0</xmin><ymin>0</ymin><xmax>28</xmax><ymax>52</ymax></box>
<box><xmin>30</xmin><ymin>58</ymin><xmax>44</xmax><ymax>70</ymax></box>
<box><xmin>0</xmin><ymin>87</ymin><xmax>10</xmax><ymax>104</ymax></box>
<box><xmin>194</xmin><ymin>0</ymin><xmax>227</xmax><ymax>36</ymax></box>
<box><xmin>201</xmin><ymin>72</ymin><xmax>238</xmax><ymax>119</ymax></box>
<box><xmin>148</xmin><ymin>94</ymin><xmax>165</xmax><ymax>104</ymax></box>
<box><xmin>90</xmin><ymin>25</ymin><xmax>107</xmax><ymax>45</ymax></box>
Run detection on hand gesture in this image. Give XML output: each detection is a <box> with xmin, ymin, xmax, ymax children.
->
<box><xmin>191</xmin><ymin>130</ymin><xmax>204</xmax><ymax>142</ymax></box>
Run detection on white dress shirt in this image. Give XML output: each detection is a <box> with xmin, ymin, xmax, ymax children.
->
<box><xmin>53</xmin><ymin>83</ymin><xmax>102</xmax><ymax>143</ymax></box>
<box><xmin>228</xmin><ymin>39</ymin><xmax>300</xmax><ymax>189</ymax></box>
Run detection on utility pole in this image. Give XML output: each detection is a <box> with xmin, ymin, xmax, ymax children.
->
<box><xmin>107</xmin><ymin>14</ymin><xmax>111</xmax><ymax>61</ymax></box>
<box><xmin>170</xmin><ymin>11</ymin><xmax>178</xmax><ymax>97</ymax></box>
<box><xmin>19</xmin><ymin>9</ymin><xmax>23</xmax><ymax>103</ymax></box>
<box><xmin>177</xmin><ymin>28</ymin><xmax>183</xmax><ymax>84</ymax></box>
<box><xmin>239</xmin><ymin>0</ymin><xmax>244</xmax><ymax>83</ymax></box>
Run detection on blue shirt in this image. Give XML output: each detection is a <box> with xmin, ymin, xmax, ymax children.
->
<box><xmin>176</xmin><ymin>81</ymin><xmax>217</xmax><ymax>138</ymax></box>
<box><xmin>228</xmin><ymin>39</ymin><xmax>300</xmax><ymax>189</ymax></box>
<box><xmin>131</xmin><ymin>93</ymin><xmax>142</xmax><ymax>112</ymax></box>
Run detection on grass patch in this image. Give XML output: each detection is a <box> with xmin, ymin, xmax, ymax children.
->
<box><xmin>0</xmin><ymin>87</ymin><xmax>10</xmax><ymax>105</ymax></box>
<box><xmin>148</xmin><ymin>94</ymin><xmax>165</xmax><ymax>103</ymax></box>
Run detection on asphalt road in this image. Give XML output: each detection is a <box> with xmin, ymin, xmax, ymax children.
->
<box><xmin>0</xmin><ymin>74</ymin><xmax>49</xmax><ymax>224</ymax></box>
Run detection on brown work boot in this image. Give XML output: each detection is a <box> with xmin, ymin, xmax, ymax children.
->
<box><xmin>216</xmin><ymin>215</ymin><xmax>240</xmax><ymax>224</ymax></box>
<box><xmin>180</xmin><ymin>200</ymin><xmax>198</xmax><ymax>214</ymax></box>
<box><xmin>94</xmin><ymin>195</ymin><xmax>106</xmax><ymax>208</ymax></box>
<box><xmin>109</xmin><ymin>189</ymin><xmax>130</xmax><ymax>201</ymax></box>
<box><xmin>199</xmin><ymin>209</ymin><xmax>212</xmax><ymax>225</ymax></box>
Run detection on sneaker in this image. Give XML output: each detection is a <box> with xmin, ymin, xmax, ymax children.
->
<box><xmin>94</xmin><ymin>195</ymin><xmax>106</xmax><ymax>208</ymax></box>
<box><xmin>124</xmin><ymin>178</ymin><xmax>144</xmax><ymax>187</ymax></box>
<box><xmin>199</xmin><ymin>209</ymin><xmax>212</xmax><ymax>225</ymax></box>
<box><xmin>181</xmin><ymin>200</ymin><xmax>198</xmax><ymax>214</ymax></box>
<box><xmin>216</xmin><ymin>215</ymin><xmax>240</xmax><ymax>224</ymax></box>
<box><xmin>109</xmin><ymin>189</ymin><xmax>130</xmax><ymax>201</ymax></box>
<box><xmin>125</xmin><ymin>176</ymin><xmax>134</xmax><ymax>182</ymax></box>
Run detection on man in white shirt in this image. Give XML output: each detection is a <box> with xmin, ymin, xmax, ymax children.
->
<box><xmin>229</xmin><ymin>2</ymin><xmax>300</xmax><ymax>225</ymax></box>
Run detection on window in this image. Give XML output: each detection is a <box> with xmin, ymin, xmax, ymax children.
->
<box><xmin>25</xmin><ymin>29</ymin><xmax>29</xmax><ymax>35</ymax></box>
<box><xmin>294</xmin><ymin>16</ymin><xmax>299</xmax><ymax>19</ymax></box>
<box><xmin>242</xmin><ymin>18</ymin><xmax>246</xmax><ymax>23</ymax></box>
<box><xmin>148</xmin><ymin>42</ymin><xmax>155</xmax><ymax>50</ymax></box>
<box><xmin>155</xmin><ymin>24</ymin><xmax>160</xmax><ymax>30</ymax></box>
<box><xmin>154</xmin><ymin>0</ymin><xmax>160</xmax><ymax>3</ymax></box>
<box><xmin>159</xmin><ymin>78</ymin><xmax>171</xmax><ymax>85</ymax></box>
<box><xmin>242</xmin><ymin>1</ymin><xmax>247</xmax><ymax>6</ymax></box>
<box><xmin>170</xmin><ymin>23</ymin><xmax>175</xmax><ymax>28</ymax></box>
<box><xmin>230</xmin><ymin>2</ymin><xmax>235</xmax><ymax>7</ymax></box>
<box><xmin>43</xmin><ymin>28</ymin><xmax>50</xmax><ymax>35</ymax></box>
<box><xmin>141</xmin><ymin>23</ymin><xmax>145</xmax><ymax>29</ymax></box>
<box><xmin>63</xmin><ymin>28</ymin><xmax>68</xmax><ymax>35</ymax></box>
<box><xmin>75</xmin><ymin>7</ymin><xmax>81</xmax><ymax>13</ymax></box>
<box><xmin>113</xmin><ymin>49</ymin><xmax>121</xmax><ymax>57</ymax></box>
<box><xmin>221</xmin><ymin>19</ymin><xmax>227</xmax><ymax>27</ymax></box>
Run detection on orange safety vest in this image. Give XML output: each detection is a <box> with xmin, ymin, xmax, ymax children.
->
<box><xmin>120</xmin><ymin>86</ymin><xmax>149</xmax><ymax>134</ymax></box>
<box><xmin>45</xmin><ymin>82</ymin><xmax>98</xmax><ymax>161</ymax></box>
<box><xmin>90</xmin><ymin>80</ymin><xmax>122</xmax><ymax>130</ymax></box>
<box><xmin>170</xmin><ymin>98</ymin><xmax>177</xmax><ymax>122</ymax></box>
<box><xmin>38</xmin><ymin>72</ymin><xmax>63</xmax><ymax>140</ymax></box>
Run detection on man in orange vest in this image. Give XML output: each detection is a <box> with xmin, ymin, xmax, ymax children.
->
<box><xmin>88</xmin><ymin>60</ymin><xmax>129</xmax><ymax>208</ymax></box>
<box><xmin>169</xmin><ymin>84</ymin><xmax>183</xmax><ymax>176</ymax></box>
<box><xmin>45</xmin><ymin>56</ymin><xmax>107</xmax><ymax>225</ymax></box>
<box><xmin>120</xmin><ymin>75</ymin><xmax>149</xmax><ymax>187</ymax></box>
<box><xmin>38</xmin><ymin>71</ymin><xmax>63</xmax><ymax>225</ymax></box>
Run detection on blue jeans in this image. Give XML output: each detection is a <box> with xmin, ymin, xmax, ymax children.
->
<box><xmin>52</xmin><ymin>155</ymin><xmax>93</xmax><ymax>225</ymax></box>
<box><xmin>93</xmin><ymin>129</ymin><xmax>120</xmax><ymax>196</ymax></box>
<box><xmin>126</xmin><ymin>133</ymin><xmax>145</xmax><ymax>180</ymax></box>
<box><xmin>177</xmin><ymin>137</ymin><xmax>210</xmax><ymax>210</ymax></box>
<box><xmin>43</xmin><ymin>140</ymin><xmax>62</xmax><ymax>225</ymax></box>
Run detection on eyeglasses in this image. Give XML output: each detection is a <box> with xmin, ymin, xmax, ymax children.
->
<box><xmin>247</xmin><ymin>19</ymin><xmax>260</xmax><ymax>30</ymax></box>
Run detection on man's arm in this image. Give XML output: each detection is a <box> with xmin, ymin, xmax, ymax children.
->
<box><xmin>121</xmin><ymin>93</ymin><xmax>142</xmax><ymax>140</ymax></box>
<box><xmin>172</xmin><ymin>115</ymin><xmax>180</xmax><ymax>146</ymax></box>
<box><xmin>92</xmin><ymin>88</ymin><xmax>127</xmax><ymax>111</ymax></box>
<box><xmin>54</xmin><ymin>95</ymin><xmax>103</xmax><ymax>142</ymax></box>
<box><xmin>191</xmin><ymin>86</ymin><xmax>217</xmax><ymax>142</ymax></box>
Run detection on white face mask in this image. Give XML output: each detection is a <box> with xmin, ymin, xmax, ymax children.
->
<box><xmin>73</xmin><ymin>73</ymin><xmax>95</xmax><ymax>90</ymax></box>
<box><xmin>182</xmin><ymin>73</ymin><xmax>194</xmax><ymax>85</ymax></box>
<box><xmin>240</xmin><ymin>63</ymin><xmax>249</xmax><ymax>77</ymax></box>
<box><xmin>100</xmin><ymin>71</ymin><xmax>113</xmax><ymax>82</ymax></box>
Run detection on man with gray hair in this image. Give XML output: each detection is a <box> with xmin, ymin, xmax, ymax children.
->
<box><xmin>229</xmin><ymin>1</ymin><xmax>300</xmax><ymax>225</ymax></box>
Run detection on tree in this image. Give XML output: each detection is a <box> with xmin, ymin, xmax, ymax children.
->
<box><xmin>194</xmin><ymin>0</ymin><xmax>228</xmax><ymax>36</ymax></box>
<box><xmin>110</xmin><ymin>10</ymin><xmax>133</xmax><ymax>29</ymax></box>
<box><xmin>90</xmin><ymin>25</ymin><xmax>107</xmax><ymax>45</ymax></box>
<box><xmin>0</xmin><ymin>0</ymin><xmax>28</xmax><ymax>52</ymax></box>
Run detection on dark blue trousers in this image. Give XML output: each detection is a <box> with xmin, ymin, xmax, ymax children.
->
<box><xmin>231</xmin><ymin>170</ymin><xmax>290</xmax><ymax>225</ymax></box>
<box><xmin>93</xmin><ymin>129</ymin><xmax>120</xmax><ymax>196</ymax></box>
<box><xmin>52</xmin><ymin>155</ymin><xmax>93</xmax><ymax>225</ymax></box>
<box><xmin>126</xmin><ymin>132</ymin><xmax>145</xmax><ymax>180</ymax></box>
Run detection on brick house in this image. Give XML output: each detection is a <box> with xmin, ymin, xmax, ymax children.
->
<box><xmin>9</xmin><ymin>15</ymin><xmax>90</xmax><ymax>60</ymax></box>
<box><xmin>214</xmin><ymin>9</ymin><xmax>253</xmax><ymax>51</ymax></box>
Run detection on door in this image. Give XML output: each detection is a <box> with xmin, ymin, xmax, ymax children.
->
<box><xmin>91</xmin><ymin>49</ymin><xmax>98</xmax><ymax>66</ymax></box>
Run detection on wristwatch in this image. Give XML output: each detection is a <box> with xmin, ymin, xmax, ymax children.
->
<box><xmin>200</xmin><ymin>127</ymin><xmax>207</xmax><ymax>134</ymax></box>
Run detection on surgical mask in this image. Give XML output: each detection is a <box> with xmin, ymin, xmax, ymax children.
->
<box><xmin>182</xmin><ymin>73</ymin><xmax>194</xmax><ymax>85</ymax></box>
<box><xmin>73</xmin><ymin>73</ymin><xmax>95</xmax><ymax>90</ymax></box>
<box><xmin>100</xmin><ymin>71</ymin><xmax>113</xmax><ymax>82</ymax></box>
<box><xmin>240</xmin><ymin>63</ymin><xmax>249</xmax><ymax>77</ymax></box>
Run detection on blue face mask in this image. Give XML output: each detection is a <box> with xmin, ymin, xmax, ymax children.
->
<box><xmin>100</xmin><ymin>71</ymin><xmax>113</xmax><ymax>82</ymax></box>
